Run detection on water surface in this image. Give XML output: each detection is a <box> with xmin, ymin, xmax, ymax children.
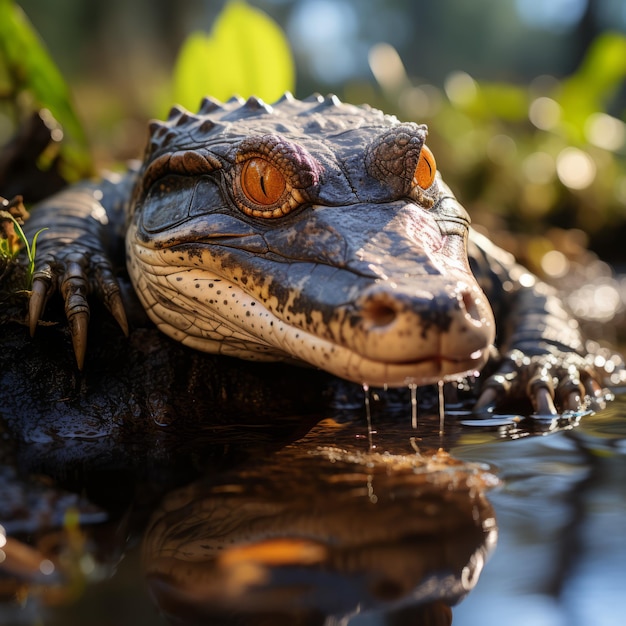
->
<box><xmin>1</xmin><ymin>389</ymin><xmax>624</xmax><ymax>626</ymax></box>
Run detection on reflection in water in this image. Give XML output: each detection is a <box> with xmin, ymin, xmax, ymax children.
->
<box><xmin>1</xmin><ymin>390</ymin><xmax>625</xmax><ymax>624</ymax></box>
<box><xmin>142</xmin><ymin>426</ymin><xmax>498</xmax><ymax>625</ymax></box>
<box><xmin>0</xmin><ymin>466</ymin><xmax>113</xmax><ymax>619</ymax></box>
<box><xmin>452</xmin><ymin>400</ymin><xmax>626</xmax><ymax>625</ymax></box>
<box><xmin>3</xmin><ymin>371</ymin><xmax>624</xmax><ymax>624</ymax></box>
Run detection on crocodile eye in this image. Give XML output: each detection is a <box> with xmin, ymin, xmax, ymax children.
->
<box><xmin>241</xmin><ymin>158</ymin><xmax>286</xmax><ymax>205</ymax></box>
<box><xmin>414</xmin><ymin>146</ymin><xmax>436</xmax><ymax>189</ymax></box>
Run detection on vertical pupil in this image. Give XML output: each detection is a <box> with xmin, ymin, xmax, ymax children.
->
<box><xmin>415</xmin><ymin>146</ymin><xmax>436</xmax><ymax>189</ymax></box>
<box><xmin>241</xmin><ymin>158</ymin><xmax>286</xmax><ymax>206</ymax></box>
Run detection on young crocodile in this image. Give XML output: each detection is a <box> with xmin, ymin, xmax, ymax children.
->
<box><xmin>24</xmin><ymin>94</ymin><xmax>617</xmax><ymax>415</ymax></box>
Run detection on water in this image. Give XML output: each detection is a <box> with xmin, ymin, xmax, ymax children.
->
<box><xmin>438</xmin><ymin>379</ymin><xmax>445</xmax><ymax>436</ymax></box>
<box><xmin>409</xmin><ymin>383</ymin><xmax>418</xmax><ymax>430</ymax></box>
<box><xmin>1</xmin><ymin>388</ymin><xmax>625</xmax><ymax>625</ymax></box>
<box><xmin>363</xmin><ymin>383</ymin><xmax>375</xmax><ymax>450</ymax></box>
<box><xmin>452</xmin><ymin>400</ymin><xmax>626</xmax><ymax>626</ymax></box>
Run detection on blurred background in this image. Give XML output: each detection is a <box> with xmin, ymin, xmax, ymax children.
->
<box><xmin>13</xmin><ymin>0</ymin><xmax>626</xmax><ymax>335</ymax></box>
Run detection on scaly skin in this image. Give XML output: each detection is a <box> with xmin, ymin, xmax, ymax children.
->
<box><xmin>24</xmin><ymin>94</ymin><xmax>624</xmax><ymax>414</ymax></box>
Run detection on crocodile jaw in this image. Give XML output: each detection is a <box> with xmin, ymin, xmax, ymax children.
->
<box><xmin>127</xmin><ymin>223</ymin><xmax>493</xmax><ymax>387</ymax></box>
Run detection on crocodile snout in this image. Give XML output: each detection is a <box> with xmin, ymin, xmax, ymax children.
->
<box><xmin>344</xmin><ymin>279</ymin><xmax>495</xmax><ymax>381</ymax></box>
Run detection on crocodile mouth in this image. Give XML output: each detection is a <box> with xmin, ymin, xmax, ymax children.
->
<box><xmin>270</xmin><ymin>327</ymin><xmax>489</xmax><ymax>387</ymax></box>
<box><xmin>127</xmin><ymin>244</ymin><xmax>490</xmax><ymax>387</ymax></box>
<box><xmin>152</xmin><ymin>291</ymin><xmax>487</xmax><ymax>386</ymax></box>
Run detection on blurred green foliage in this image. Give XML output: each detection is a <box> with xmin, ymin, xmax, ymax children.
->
<box><xmin>172</xmin><ymin>0</ymin><xmax>294</xmax><ymax>110</ymax></box>
<box><xmin>1</xmin><ymin>0</ymin><xmax>626</xmax><ymax>275</ymax></box>
<box><xmin>0</xmin><ymin>0</ymin><xmax>91</xmax><ymax>181</ymax></box>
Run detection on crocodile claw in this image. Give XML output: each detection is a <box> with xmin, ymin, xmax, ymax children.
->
<box><xmin>475</xmin><ymin>346</ymin><xmax>616</xmax><ymax>416</ymax></box>
<box><xmin>93</xmin><ymin>254</ymin><xmax>129</xmax><ymax>336</ymax></box>
<box><xmin>29</xmin><ymin>246</ymin><xmax>127</xmax><ymax>370</ymax></box>
<box><xmin>108</xmin><ymin>292</ymin><xmax>129</xmax><ymax>337</ymax></box>
<box><xmin>69</xmin><ymin>309</ymin><xmax>89</xmax><ymax>370</ymax></box>
<box><xmin>28</xmin><ymin>273</ymin><xmax>53</xmax><ymax>336</ymax></box>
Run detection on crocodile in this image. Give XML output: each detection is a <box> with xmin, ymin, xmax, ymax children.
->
<box><xmin>23</xmin><ymin>94</ymin><xmax>621</xmax><ymax>415</ymax></box>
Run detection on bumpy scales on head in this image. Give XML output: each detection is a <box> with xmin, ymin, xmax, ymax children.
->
<box><xmin>126</xmin><ymin>93</ymin><xmax>495</xmax><ymax>387</ymax></box>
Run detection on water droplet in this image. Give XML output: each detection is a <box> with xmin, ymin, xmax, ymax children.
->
<box><xmin>363</xmin><ymin>384</ymin><xmax>374</xmax><ymax>451</ymax></box>
<box><xmin>438</xmin><ymin>380</ymin><xmax>445</xmax><ymax>436</ymax></box>
<box><xmin>409</xmin><ymin>383</ymin><xmax>418</xmax><ymax>429</ymax></box>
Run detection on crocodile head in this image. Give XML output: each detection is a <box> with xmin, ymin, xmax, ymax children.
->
<box><xmin>126</xmin><ymin>94</ymin><xmax>495</xmax><ymax>387</ymax></box>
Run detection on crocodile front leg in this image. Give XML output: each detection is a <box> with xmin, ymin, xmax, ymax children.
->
<box><xmin>469</xmin><ymin>230</ymin><xmax>622</xmax><ymax>414</ymax></box>
<box><xmin>26</xmin><ymin>171</ymin><xmax>137</xmax><ymax>368</ymax></box>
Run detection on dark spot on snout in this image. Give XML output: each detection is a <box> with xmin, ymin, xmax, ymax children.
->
<box><xmin>359</xmin><ymin>291</ymin><xmax>399</xmax><ymax>329</ymax></box>
<box><xmin>355</xmin><ymin>286</ymin><xmax>465</xmax><ymax>338</ymax></box>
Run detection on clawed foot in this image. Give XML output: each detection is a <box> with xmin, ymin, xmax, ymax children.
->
<box><xmin>475</xmin><ymin>346</ymin><xmax>624</xmax><ymax>416</ymax></box>
<box><xmin>29</xmin><ymin>246</ymin><xmax>128</xmax><ymax>369</ymax></box>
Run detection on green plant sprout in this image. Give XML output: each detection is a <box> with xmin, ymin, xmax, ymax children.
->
<box><xmin>0</xmin><ymin>207</ymin><xmax>46</xmax><ymax>289</ymax></box>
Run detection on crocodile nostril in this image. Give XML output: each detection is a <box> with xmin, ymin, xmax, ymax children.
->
<box><xmin>360</xmin><ymin>295</ymin><xmax>398</xmax><ymax>329</ymax></box>
<box><xmin>460</xmin><ymin>289</ymin><xmax>481</xmax><ymax>323</ymax></box>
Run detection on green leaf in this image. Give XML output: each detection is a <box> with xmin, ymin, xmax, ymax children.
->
<box><xmin>173</xmin><ymin>0</ymin><xmax>295</xmax><ymax>110</ymax></box>
<box><xmin>576</xmin><ymin>32</ymin><xmax>626</xmax><ymax>97</ymax></box>
<box><xmin>9</xmin><ymin>213</ymin><xmax>27</xmax><ymax>251</ymax></box>
<box><xmin>558</xmin><ymin>33</ymin><xmax>626</xmax><ymax>141</ymax></box>
<box><xmin>0</xmin><ymin>0</ymin><xmax>92</xmax><ymax>180</ymax></box>
<box><xmin>27</xmin><ymin>226</ymin><xmax>46</xmax><ymax>284</ymax></box>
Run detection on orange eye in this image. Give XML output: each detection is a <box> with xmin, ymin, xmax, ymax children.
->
<box><xmin>241</xmin><ymin>158</ymin><xmax>286</xmax><ymax>205</ymax></box>
<box><xmin>414</xmin><ymin>145</ymin><xmax>436</xmax><ymax>189</ymax></box>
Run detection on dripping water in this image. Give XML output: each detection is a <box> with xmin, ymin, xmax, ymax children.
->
<box><xmin>362</xmin><ymin>384</ymin><xmax>374</xmax><ymax>451</ymax></box>
<box><xmin>438</xmin><ymin>380</ymin><xmax>445</xmax><ymax>436</ymax></box>
<box><xmin>409</xmin><ymin>435</ymin><xmax>421</xmax><ymax>456</ymax></box>
<box><xmin>409</xmin><ymin>383</ymin><xmax>418</xmax><ymax>430</ymax></box>
<box><xmin>366</xmin><ymin>474</ymin><xmax>378</xmax><ymax>503</ymax></box>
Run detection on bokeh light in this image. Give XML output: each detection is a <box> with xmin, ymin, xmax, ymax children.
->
<box><xmin>444</xmin><ymin>71</ymin><xmax>478</xmax><ymax>107</ymax></box>
<box><xmin>528</xmin><ymin>97</ymin><xmax>561</xmax><ymax>131</ymax></box>
<box><xmin>585</xmin><ymin>113</ymin><xmax>626</xmax><ymax>152</ymax></box>
<box><xmin>556</xmin><ymin>147</ymin><xmax>597</xmax><ymax>190</ymax></box>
